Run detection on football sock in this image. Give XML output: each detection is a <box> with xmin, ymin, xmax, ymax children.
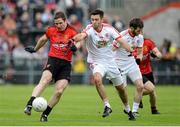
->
<box><xmin>104</xmin><ymin>101</ymin><xmax>111</xmax><ymax>108</ymax></box>
<box><xmin>27</xmin><ymin>96</ymin><xmax>36</xmax><ymax>106</ymax></box>
<box><xmin>124</xmin><ymin>104</ymin><xmax>131</xmax><ymax>112</ymax></box>
<box><xmin>132</xmin><ymin>102</ymin><xmax>139</xmax><ymax>113</ymax></box>
<box><xmin>43</xmin><ymin>105</ymin><xmax>52</xmax><ymax>116</ymax></box>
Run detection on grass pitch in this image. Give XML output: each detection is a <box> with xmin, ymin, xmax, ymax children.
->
<box><xmin>0</xmin><ymin>84</ymin><xmax>180</xmax><ymax>126</ymax></box>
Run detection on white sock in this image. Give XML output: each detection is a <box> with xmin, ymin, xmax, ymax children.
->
<box><xmin>104</xmin><ymin>101</ymin><xmax>111</xmax><ymax>108</ymax></box>
<box><xmin>124</xmin><ymin>104</ymin><xmax>131</xmax><ymax>113</ymax></box>
<box><xmin>132</xmin><ymin>102</ymin><xmax>139</xmax><ymax>113</ymax></box>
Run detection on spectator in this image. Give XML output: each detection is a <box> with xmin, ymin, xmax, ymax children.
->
<box><xmin>41</xmin><ymin>6</ymin><xmax>53</xmax><ymax>28</ymax></box>
<box><xmin>6</xmin><ymin>32</ymin><xmax>20</xmax><ymax>52</ymax></box>
<box><xmin>0</xmin><ymin>22</ymin><xmax>8</xmax><ymax>41</ymax></box>
<box><xmin>69</xmin><ymin>14</ymin><xmax>82</xmax><ymax>32</ymax></box>
<box><xmin>34</xmin><ymin>12</ymin><xmax>43</xmax><ymax>29</ymax></box>
<box><xmin>1</xmin><ymin>0</ymin><xmax>17</xmax><ymax>16</ymax></box>
<box><xmin>66</xmin><ymin>0</ymin><xmax>84</xmax><ymax>23</ymax></box>
<box><xmin>73</xmin><ymin>53</ymin><xmax>86</xmax><ymax>73</ymax></box>
<box><xmin>160</xmin><ymin>39</ymin><xmax>176</xmax><ymax>60</ymax></box>
<box><xmin>112</xmin><ymin>15</ymin><xmax>126</xmax><ymax>32</ymax></box>
<box><xmin>0</xmin><ymin>36</ymin><xmax>9</xmax><ymax>54</ymax></box>
<box><xmin>12</xmin><ymin>43</ymin><xmax>30</xmax><ymax>59</ymax></box>
<box><xmin>17</xmin><ymin>11</ymin><xmax>32</xmax><ymax>45</ymax></box>
<box><xmin>88</xmin><ymin>0</ymin><xmax>98</xmax><ymax>14</ymax></box>
<box><xmin>16</xmin><ymin>0</ymin><xmax>29</xmax><ymax>17</ymax></box>
<box><xmin>3</xmin><ymin>64</ymin><xmax>14</xmax><ymax>84</ymax></box>
<box><xmin>102</xmin><ymin>14</ymin><xmax>110</xmax><ymax>24</ymax></box>
<box><xmin>73</xmin><ymin>0</ymin><xmax>88</xmax><ymax>25</ymax></box>
<box><xmin>175</xmin><ymin>47</ymin><xmax>180</xmax><ymax>60</ymax></box>
<box><xmin>3</xmin><ymin>14</ymin><xmax>17</xmax><ymax>32</ymax></box>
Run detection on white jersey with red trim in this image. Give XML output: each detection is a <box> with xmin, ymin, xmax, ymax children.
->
<box><xmin>114</xmin><ymin>29</ymin><xmax>144</xmax><ymax>61</ymax></box>
<box><xmin>83</xmin><ymin>23</ymin><xmax>121</xmax><ymax>63</ymax></box>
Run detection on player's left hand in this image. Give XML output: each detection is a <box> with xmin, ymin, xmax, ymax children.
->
<box><xmin>68</xmin><ymin>39</ymin><xmax>77</xmax><ymax>52</ymax></box>
<box><xmin>136</xmin><ymin>58</ymin><xmax>141</xmax><ymax>65</ymax></box>
<box><xmin>150</xmin><ymin>51</ymin><xmax>157</xmax><ymax>58</ymax></box>
<box><xmin>70</xmin><ymin>45</ymin><xmax>77</xmax><ymax>52</ymax></box>
<box><xmin>25</xmin><ymin>46</ymin><xmax>36</xmax><ymax>53</ymax></box>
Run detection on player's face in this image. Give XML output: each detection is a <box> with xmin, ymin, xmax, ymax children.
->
<box><xmin>132</xmin><ymin>27</ymin><xmax>142</xmax><ymax>36</ymax></box>
<box><xmin>54</xmin><ymin>18</ymin><xmax>67</xmax><ymax>31</ymax></box>
<box><xmin>91</xmin><ymin>15</ymin><xmax>103</xmax><ymax>30</ymax></box>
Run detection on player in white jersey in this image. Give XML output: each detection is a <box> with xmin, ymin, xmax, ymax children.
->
<box><xmin>72</xmin><ymin>9</ymin><xmax>135</xmax><ymax>120</ymax></box>
<box><xmin>113</xmin><ymin>18</ymin><xmax>144</xmax><ymax>117</ymax></box>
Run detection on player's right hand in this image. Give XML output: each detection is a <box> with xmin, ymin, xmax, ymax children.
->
<box><xmin>68</xmin><ymin>39</ymin><xmax>77</xmax><ymax>52</ymax></box>
<box><xmin>150</xmin><ymin>51</ymin><xmax>157</xmax><ymax>58</ymax></box>
<box><xmin>70</xmin><ymin>44</ymin><xmax>77</xmax><ymax>52</ymax></box>
<box><xmin>135</xmin><ymin>58</ymin><xmax>141</xmax><ymax>65</ymax></box>
<box><xmin>25</xmin><ymin>46</ymin><xmax>36</xmax><ymax>53</ymax></box>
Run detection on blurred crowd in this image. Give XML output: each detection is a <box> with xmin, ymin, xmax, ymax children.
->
<box><xmin>160</xmin><ymin>38</ymin><xmax>180</xmax><ymax>61</ymax></box>
<box><xmin>0</xmin><ymin>0</ymin><xmax>128</xmax><ymax>74</ymax></box>
<box><xmin>0</xmin><ymin>0</ymin><xmax>180</xmax><ymax>76</ymax></box>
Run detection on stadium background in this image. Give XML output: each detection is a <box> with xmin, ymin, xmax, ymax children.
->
<box><xmin>0</xmin><ymin>0</ymin><xmax>180</xmax><ymax>85</ymax></box>
<box><xmin>0</xmin><ymin>0</ymin><xmax>180</xmax><ymax>126</ymax></box>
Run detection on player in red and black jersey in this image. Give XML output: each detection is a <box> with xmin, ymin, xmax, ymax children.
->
<box><xmin>24</xmin><ymin>11</ymin><xmax>80</xmax><ymax>122</ymax></box>
<box><xmin>134</xmin><ymin>38</ymin><xmax>162</xmax><ymax>114</ymax></box>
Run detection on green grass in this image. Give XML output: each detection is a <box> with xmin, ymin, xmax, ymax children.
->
<box><xmin>0</xmin><ymin>84</ymin><xmax>180</xmax><ymax>126</ymax></box>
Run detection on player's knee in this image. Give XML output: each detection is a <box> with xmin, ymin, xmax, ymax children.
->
<box><xmin>149</xmin><ymin>85</ymin><xmax>155</xmax><ymax>93</ymax></box>
<box><xmin>136</xmin><ymin>80</ymin><xmax>144</xmax><ymax>91</ymax></box>
<box><xmin>115</xmin><ymin>85</ymin><xmax>125</xmax><ymax>92</ymax></box>
<box><xmin>137</xmin><ymin>85</ymin><xmax>144</xmax><ymax>92</ymax></box>
<box><xmin>55</xmin><ymin>85</ymin><xmax>67</xmax><ymax>97</ymax></box>
<box><xmin>94</xmin><ymin>76</ymin><xmax>102</xmax><ymax>86</ymax></box>
<box><xmin>55</xmin><ymin>89</ymin><xmax>63</xmax><ymax>98</ymax></box>
<box><xmin>42</xmin><ymin>76</ymin><xmax>52</xmax><ymax>84</ymax></box>
<box><xmin>145</xmin><ymin>81</ymin><xmax>155</xmax><ymax>93</ymax></box>
<box><xmin>94</xmin><ymin>80</ymin><xmax>102</xmax><ymax>87</ymax></box>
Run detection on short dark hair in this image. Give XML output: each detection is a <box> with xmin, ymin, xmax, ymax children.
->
<box><xmin>129</xmin><ymin>18</ymin><xmax>144</xmax><ymax>29</ymax></box>
<box><xmin>90</xmin><ymin>9</ymin><xmax>104</xmax><ymax>18</ymax></box>
<box><xmin>54</xmin><ymin>11</ymin><xmax>66</xmax><ymax>21</ymax></box>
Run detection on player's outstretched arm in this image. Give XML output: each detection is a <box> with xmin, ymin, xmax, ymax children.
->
<box><xmin>116</xmin><ymin>38</ymin><xmax>134</xmax><ymax>52</ymax></box>
<box><xmin>67</xmin><ymin>39</ymin><xmax>83</xmax><ymax>52</ymax></box>
<box><xmin>75</xmin><ymin>41</ymin><xmax>83</xmax><ymax>49</ymax></box>
<box><xmin>112</xmin><ymin>40</ymin><xmax>119</xmax><ymax>51</ymax></box>
<box><xmin>25</xmin><ymin>46</ymin><xmax>36</xmax><ymax>53</ymax></box>
<box><xmin>136</xmin><ymin>47</ymin><xmax>143</xmax><ymax>60</ymax></box>
<box><xmin>73</xmin><ymin>33</ymin><xmax>87</xmax><ymax>42</ymax></box>
<box><xmin>24</xmin><ymin>34</ymin><xmax>48</xmax><ymax>53</ymax></box>
<box><xmin>67</xmin><ymin>33</ymin><xmax>86</xmax><ymax>52</ymax></box>
<box><xmin>135</xmin><ymin>47</ymin><xmax>143</xmax><ymax>65</ymax></box>
<box><xmin>151</xmin><ymin>47</ymin><xmax>162</xmax><ymax>59</ymax></box>
<box><xmin>34</xmin><ymin>34</ymin><xmax>48</xmax><ymax>51</ymax></box>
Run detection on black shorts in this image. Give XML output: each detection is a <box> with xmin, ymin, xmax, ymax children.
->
<box><xmin>43</xmin><ymin>57</ymin><xmax>71</xmax><ymax>82</ymax></box>
<box><xmin>142</xmin><ymin>76</ymin><xmax>149</xmax><ymax>84</ymax></box>
<box><xmin>142</xmin><ymin>72</ymin><xmax>155</xmax><ymax>84</ymax></box>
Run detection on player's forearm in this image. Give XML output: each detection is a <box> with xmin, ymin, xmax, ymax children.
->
<box><xmin>136</xmin><ymin>47</ymin><xmax>143</xmax><ymax>60</ymax></box>
<box><xmin>73</xmin><ymin>33</ymin><xmax>86</xmax><ymax>42</ymax></box>
<box><xmin>137</xmin><ymin>54</ymin><xmax>143</xmax><ymax>60</ymax></box>
<box><xmin>34</xmin><ymin>40</ymin><xmax>46</xmax><ymax>51</ymax></box>
<box><xmin>112</xmin><ymin>46</ymin><xmax>116</xmax><ymax>51</ymax></box>
<box><xmin>34</xmin><ymin>35</ymin><xmax>48</xmax><ymax>51</ymax></box>
<box><xmin>118</xmin><ymin>38</ymin><xmax>133</xmax><ymax>52</ymax></box>
<box><xmin>152</xmin><ymin>47</ymin><xmax>162</xmax><ymax>59</ymax></box>
<box><xmin>75</xmin><ymin>41</ymin><xmax>83</xmax><ymax>49</ymax></box>
<box><xmin>156</xmin><ymin>52</ymin><xmax>162</xmax><ymax>59</ymax></box>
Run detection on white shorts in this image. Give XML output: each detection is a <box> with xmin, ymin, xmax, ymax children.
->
<box><xmin>89</xmin><ymin>62</ymin><xmax>124</xmax><ymax>86</ymax></box>
<box><xmin>116</xmin><ymin>59</ymin><xmax>142</xmax><ymax>86</ymax></box>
